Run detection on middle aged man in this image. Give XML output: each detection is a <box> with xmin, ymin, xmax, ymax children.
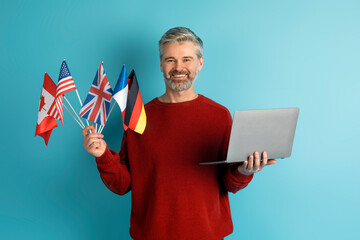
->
<box><xmin>82</xmin><ymin>27</ymin><xmax>277</xmax><ymax>240</ymax></box>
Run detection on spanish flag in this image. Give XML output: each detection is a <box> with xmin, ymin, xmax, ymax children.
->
<box><xmin>123</xmin><ymin>70</ymin><xmax>147</xmax><ymax>134</ymax></box>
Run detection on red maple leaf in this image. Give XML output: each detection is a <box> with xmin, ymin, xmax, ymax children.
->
<box><xmin>39</xmin><ymin>95</ymin><xmax>45</xmax><ymax>111</ymax></box>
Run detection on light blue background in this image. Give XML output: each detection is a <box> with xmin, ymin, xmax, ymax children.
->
<box><xmin>1</xmin><ymin>0</ymin><xmax>359</xmax><ymax>239</ymax></box>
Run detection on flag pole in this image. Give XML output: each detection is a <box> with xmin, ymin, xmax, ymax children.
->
<box><xmin>75</xmin><ymin>89</ymin><xmax>90</xmax><ymax>127</ymax></box>
<box><xmin>63</xmin><ymin>58</ymin><xmax>89</xmax><ymax>127</ymax></box>
<box><xmin>100</xmin><ymin>125</ymin><xmax>106</xmax><ymax>134</ymax></box>
<box><xmin>108</xmin><ymin>102</ymin><xmax>116</xmax><ymax>120</ymax></box>
<box><xmin>98</xmin><ymin>100</ymin><xmax>116</xmax><ymax>134</ymax></box>
<box><xmin>74</xmin><ymin>90</ymin><xmax>93</xmax><ymax>133</ymax></box>
<box><xmin>64</xmin><ymin>96</ymin><xmax>86</xmax><ymax>128</ymax></box>
<box><xmin>98</xmin><ymin>125</ymin><xmax>104</xmax><ymax>134</ymax></box>
<box><xmin>63</xmin><ymin>104</ymin><xmax>84</xmax><ymax>129</ymax></box>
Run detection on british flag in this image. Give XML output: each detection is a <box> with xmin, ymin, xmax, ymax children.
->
<box><xmin>79</xmin><ymin>63</ymin><xmax>113</xmax><ymax>126</ymax></box>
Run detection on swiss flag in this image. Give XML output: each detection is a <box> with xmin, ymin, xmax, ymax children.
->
<box><xmin>35</xmin><ymin>73</ymin><xmax>58</xmax><ymax>145</ymax></box>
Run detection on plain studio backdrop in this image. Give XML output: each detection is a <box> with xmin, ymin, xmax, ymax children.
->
<box><xmin>0</xmin><ymin>0</ymin><xmax>359</xmax><ymax>239</ymax></box>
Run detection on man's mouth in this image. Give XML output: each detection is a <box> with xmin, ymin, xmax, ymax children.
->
<box><xmin>170</xmin><ymin>72</ymin><xmax>188</xmax><ymax>80</ymax></box>
<box><xmin>172</xmin><ymin>74</ymin><xmax>186</xmax><ymax>78</ymax></box>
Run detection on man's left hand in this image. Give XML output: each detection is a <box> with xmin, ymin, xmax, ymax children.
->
<box><xmin>238</xmin><ymin>151</ymin><xmax>277</xmax><ymax>175</ymax></box>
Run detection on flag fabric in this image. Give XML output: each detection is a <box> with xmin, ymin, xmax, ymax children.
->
<box><xmin>79</xmin><ymin>62</ymin><xmax>113</xmax><ymax>126</ymax></box>
<box><xmin>35</xmin><ymin>73</ymin><xmax>58</xmax><ymax>145</ymax></box>
<box><xmin>112</xmin><ymin>65</ymin><xmax>128</xmax><ymax>121</ymax></box>
<box><xmin>48</xmin><ymin>60</ymin><xmax>77</xmax><ymax>124</ymax></box>
<box><xmin>123</xmin><ymin>70</ymin><xmax>147</xmax><ymax>134</ymax></box>
<box><xmin>47</xmin><ymin>97</ymin><xmax>61</xmax><ymax>121</ymax></box>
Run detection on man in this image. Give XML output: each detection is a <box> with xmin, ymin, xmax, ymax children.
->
<box><xmin>82</xmin><ymin>27</ymin><xmax>276</xmax><ymax>240</ymax></box>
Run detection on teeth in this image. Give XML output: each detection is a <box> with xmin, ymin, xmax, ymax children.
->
<box><xmin>174</xmin><ymin>75</ymin><xmax>185</xmax><ymax>77</ymax></box>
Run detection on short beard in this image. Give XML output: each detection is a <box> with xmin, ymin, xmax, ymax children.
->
<box><xmin>165</xmin><ymin>77</ymin><xmax>194</xmax><ymax>91</ymax></box>
<box><xmin>164</xmin><ymin>70</ymin><xmax>196</xmax><ymax>91</ymax></box>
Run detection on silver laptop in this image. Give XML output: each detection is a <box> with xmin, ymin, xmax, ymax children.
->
<box><xmin>201</xmin><ymin>108</ymin><xmax>299</xmax><ymax>165</ymax></box>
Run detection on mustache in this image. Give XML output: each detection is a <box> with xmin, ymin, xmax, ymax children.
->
<box><xmin>169</xmin><ymin>70</ymin><xmax>189</xmax><ymax>76</ymax></box>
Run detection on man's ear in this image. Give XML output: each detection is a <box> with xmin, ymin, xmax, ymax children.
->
<box><xmin>198</xmin><ymin>56</ymin><xmax>204</xmax><ymax>71</ymax></box>
<box><xmin>160</xmin><ymin>62</ymin><xmax>163</xmax><ymax>72</ymax></box>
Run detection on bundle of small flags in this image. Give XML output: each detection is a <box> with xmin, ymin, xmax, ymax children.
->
<box><xmin>35</xmin><ymin>60</ymin><xmax>147</xmax><ymax>146</ymax></box>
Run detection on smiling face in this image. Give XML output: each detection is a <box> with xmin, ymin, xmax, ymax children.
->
<box><xmin>160</xmin><ymin>41</ymin><xmax>204</xmax><ymax>92</ymax></box>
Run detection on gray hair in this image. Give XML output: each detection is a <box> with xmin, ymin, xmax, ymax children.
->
<box><xmin>159</xmin><ymin>27</ymin><xmax>203</xmax><ymax>60</ymax></box>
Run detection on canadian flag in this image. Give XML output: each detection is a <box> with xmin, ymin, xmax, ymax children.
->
<box><xmin>35</xmin><ymin>73</ymin><xmax>58</xmax><ymax>145</ymax></box>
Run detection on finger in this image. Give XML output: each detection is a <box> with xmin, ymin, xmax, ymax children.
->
<box><xmin>88</xmin><ymin>141</ymin><xmax>99</xmax><ymax>149</ymax></box>
<box><xmin>267</xmin><ymin>159</ymin><xmax>277</xmax><ymax>165</ymax></box>
<box><xmin>253</xmin><ymin>152</ymin><xmax>260</xmax><ymax>171</ymax></box>
<box><xmin>82</xmin><ymin>126</ymin><xmax>90</xmax><ymax>137</ymax></box>
<box><xmin>87</xmin><ymin>133</ymin><xmax>104</xmax><ymax>140</ymax></box>
<box><xmin>262</xmin><ymin>151</ymin><xmax>268</xmax><ymax>167</ymax></box>
<box><xmin>247</xmin><ymin>154</ymin><xmax>254</xmax><ymax>171</ymax></box>
<box><xmin>237</xmin><ymin>161</ymin><xmax>250</xmax><ymax>175</ymax></box>
<box><xmin>86</xmin><ymin>138</ymin><xmax>101</xmax><ymax>148</ymax></box>
<box><xmin>89</xmin><ymin>139</ymin><xmax>106</xmax><ymax>151</ymax></box>
<box><xmin>99</xmin><ymin>139</ymin><xmax>107</xmax><ymax>148</ymax></box>
<box><xmin>90</xmin><ymin>140</ymin><xmax>101</xmax><ymax>148</ymax></box>
<box><xmin>82</xmin><ymin>124</ymin><xmax>95</xmax><ymax>137</ymax></box>
<box><xmin>240</xmin><ymin>161</ymin><xmax>248</xmax><ymax>170</ymax></box>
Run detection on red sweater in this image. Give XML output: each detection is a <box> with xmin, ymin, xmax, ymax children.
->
<box><xmin>96</xmin><ymin>95</ymin><xmax>253</xmax><ymax>240</ymax></box>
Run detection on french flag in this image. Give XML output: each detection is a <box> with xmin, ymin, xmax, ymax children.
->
<box><xmin>112</xmin><ymin>65</ymin><xmax>128</xmax><ymax>125</ymax></box>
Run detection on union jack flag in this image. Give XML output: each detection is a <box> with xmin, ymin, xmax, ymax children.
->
<box><xmin>79</xmin><ymin>63</ymin><xmax>113</xmax><ymax>126</ymax></box>
<box><xmin>47</xmin><ymin>60</ymin><xmax>77</xmax><ymax>124</ymax></box>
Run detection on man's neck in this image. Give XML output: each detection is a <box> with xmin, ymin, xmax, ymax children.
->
<box><xmin>158</xmin><ymin>88</ymin><xmax>198</xmax><ymax>103</ymax></box>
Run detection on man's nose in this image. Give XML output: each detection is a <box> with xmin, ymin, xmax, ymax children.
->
<box><xmin>174</xmin><ymin>61</ymin><xmax>184</xmax><ymax>71</ymax></box>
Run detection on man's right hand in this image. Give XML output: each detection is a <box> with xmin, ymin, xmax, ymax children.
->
<box><xmin>82</xmin><ymin>124</ymin><xmax>107</xmax><ymax>157</ymax></box>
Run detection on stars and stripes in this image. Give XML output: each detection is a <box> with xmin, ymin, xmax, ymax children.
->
<box><xmin>79</xmin><ymin>62</ymin><xmax>113</xmax><ymax>126</ymax></box>
<box><xmin>47</xmin><ymin>60</ymin><xmax>77</xmax><ymax>124</ymax></box>
<box><xmin>47</xmin><ymin>99</ymin><xmax>60</xmax><ymax>120</ymax></box>
<box><xmin>38</xmin><ymin>60</ymin><xmax>145</xmax><ymax>135</ymax></box>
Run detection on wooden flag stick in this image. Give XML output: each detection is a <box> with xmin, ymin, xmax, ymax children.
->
<box><xmin>75</xmin><ymin>89</ymin><xmax>90</xmax><ymax>127</ymax></box>
<box><xmin>74</xmin><ymin>90</ymin><xmax>92</xmax><ymax>133</ymax></box>
<box><xmin>64</xmin><ymin>96</ymin><xmax>85</xmax><ymax>128</ymax></box>
<box><xmin>100</xmin><ymin>125</ymin><xmax>106</xmax><ymax>134</ymax></box>
<box><xmin>63</xmin><ymin>104</ymin><xmax>84</xmax><ymax>129</ymax></box>
<box><xmin>108</xmin><ymin>102</ymin><xmax>116</xmax><ymax>120</ymax></box>
<box><xmin>98</xmin><ymin>101</ymin><xmax>116</xmax><ymax>134</ymax></box>
<box><xmin>98</xmin><ymin>125</ymin><xmax>104</xmax><ymax>134</ymax></box>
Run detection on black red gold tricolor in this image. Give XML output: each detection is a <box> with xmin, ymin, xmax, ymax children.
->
<box><xmin>123</xmin><ymin>70</ymin><xmax>146</xmax><ymax>134</ymax></box>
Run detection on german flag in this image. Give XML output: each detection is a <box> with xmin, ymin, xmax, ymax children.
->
<box><xmin>123</xmin><ymin>70</ymin><xmax>147</xmax><ymax>134</ymax></box>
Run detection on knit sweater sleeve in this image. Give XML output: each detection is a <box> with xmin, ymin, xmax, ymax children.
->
<box><xmin>95</xmin><ymin>132</ymin><xmax>131</xmax><ymax>195</ymax></box>
<box><xmin>223</xmin><ymin>164</ymin><xmax>253</xmax><ymax>193</ymax></box>
<box><xmin>221</xmin><ymin>110</ymin><xmax>253</xmax><ymax>193</ymax></box>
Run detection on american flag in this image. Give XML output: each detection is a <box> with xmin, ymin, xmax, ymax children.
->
<box><xmin>47</xmin><ymin>60</ymin><xmax>76</xmax><ymax>124</ymax></box>
<box><xmin>79</xmin><ymin>63</ymin><xmax>113</xmax><ymax>126</ymax></box>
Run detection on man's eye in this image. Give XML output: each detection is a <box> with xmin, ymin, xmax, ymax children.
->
<box><xmin>167</xmin><ymin>59</ymin><xmax>174</xmax><ymax>63</ymax></box>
